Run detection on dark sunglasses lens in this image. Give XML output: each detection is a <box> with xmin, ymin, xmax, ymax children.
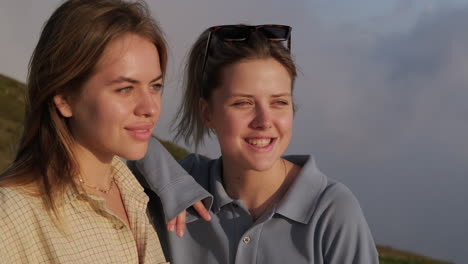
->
<box><xmin>216</xmin><ymin>27</ymin><xmax>251</xmax><ymax>40</ymax></box>
<box><xmin>258</xmin><ymin>26</ymin><xmax>290</xmax><ymax>40</ymax></box>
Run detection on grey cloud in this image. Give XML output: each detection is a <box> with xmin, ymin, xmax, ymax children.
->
<box><xmin>288</xmin><ymin>5</ymin><xmax>468</xmax><ymax>263</ymax></box>
<box><xmin>394</xmin><ymin>0</ymin><xmax>418</xmax><ymax>15</ymax></box>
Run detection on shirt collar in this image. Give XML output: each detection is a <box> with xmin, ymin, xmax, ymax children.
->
<box><xmin>275</xmin><ymin>155</ymin><xmax>328</xmax><ymax>224</ymax></box>
<box><xmin>112</xmin><ymin>156</ymin><xmax>149</xmax><ymax>205</ymax></box>
<box><xmin>209</xmin><ymin>157</ymin><xmax>236</xmax><ymax>214</ymax></box>
<box><xmin>209</xmin><ymin>155</ymin><xmax>328</xmax><ymax>224</ymax></box>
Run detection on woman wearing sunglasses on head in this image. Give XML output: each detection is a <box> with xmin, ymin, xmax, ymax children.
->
<box><xmin>0</xmin><ymin>0</ymin><xmax>212</xmax><ymax>263</ymax></box>
<box><xmin>133</xmin><ymin>24</ymin><xmax>379</xmax><ymax>264</ymax></box>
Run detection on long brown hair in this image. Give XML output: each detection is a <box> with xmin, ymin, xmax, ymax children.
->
<box><xmin>173</xmin><ymin>26</ymin><xmax>297</xmax><ymax>150</ymax></box>
<box><xmin>0</xmin><ymin>0</ymin><xmax>167</xmax><ymax>218</ymax></box>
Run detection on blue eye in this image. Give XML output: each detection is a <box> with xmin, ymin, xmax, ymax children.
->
<box><xmin>273</xmin><ymin>100</ymin><xmax>289</xmax><ymax>106</ymax></box>
<box><xmin>151</xmin><ymin>83</ymin><xmax>163</xmax><ymax>91</ymax></box>
<box><xmin>117</xmin><ymin>87</ymin><xmax>132</xmax><ymax>93</ymax></box>
<box><xmin>232</xmin><ymin>101</ymin><xmax>252</xmax><ymax>106</ymax></box>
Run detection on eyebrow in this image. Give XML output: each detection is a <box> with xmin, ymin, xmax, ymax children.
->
<box><xmin>228</xmin><ymin>92</ymin><xmax>291</xmax><ymax>98</ymax></box>
<box><xmin>271</xmin><ymin>93</ymin><xmax>291</xmax><ymax>97</ymax></box>
<box><xmin>106</xmin><ymin>74</ymin><xmax>163</xmax><ymax>85</ymax></box>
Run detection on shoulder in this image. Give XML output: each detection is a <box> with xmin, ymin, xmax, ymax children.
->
<box><xmin>0</xmin><ymin>187</ymin><xmax>38</xmax><ymax>212</ymax></box>
<box><xmin>0</xmin><ymin>187</ymin><xmax>41</xmax><ymax>260</ymax></box>
<box><xmin>287</xmin><ymin>155</ymin><xmax>364</xmax><ymax>219</ymax></box>
<box><xmin>318</xmin><ymin>182</ymin><xmax>378</xmax><ymax>262</ymax></box>
<box><xmin>285</xmin><ymin>156</ymin><xmax>378</xmax><ymax>261</ymax></box>
<box><xmin>318</xmin><ymin>181</ymin><xmax>364</xmax><ymax>220</ymax></box>
<box><xmin>322</xmin><ymin>180</ymin><xmax>360</xmax><ymax>207</ymax></box>
<box><xmin>0</xmin><ymin>187</ymin><xmax>40</xmax><ymax>230</ymax></box>
<box><xmin>314</xmin><ymin>180</ymin><xmax>374</xmax><ymax>241</ymax></box>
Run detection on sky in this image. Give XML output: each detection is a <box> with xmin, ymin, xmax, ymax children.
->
<box><xmin>1</xmin><ymin>0</ymin><xmax>467</xmax><ymax>263</ymax></box>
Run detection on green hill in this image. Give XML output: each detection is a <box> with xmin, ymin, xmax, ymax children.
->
<box><xmin>157</xmin><ymin>137</ymin><xmax>190</xmax><ymax>161</ymax></box>
<box><xmin>0</xmin><ymin>73</ymin><xmax>456</xmax><ymax>264</ymax></box>
<box><xmin>378</xmin><ymin>245</ymin><xmax>453</xmax><ymax>264</ymax></box>
<box><xmin>0</xmin><ymin>73</ymin><xmax>26</xmax><ymax>170</ymax></box>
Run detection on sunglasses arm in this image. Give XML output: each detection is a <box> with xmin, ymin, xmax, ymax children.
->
<box><xmin>201</xmin><ymin>31</ymin><xmax>213</xmax><ymax>81</ymax></box>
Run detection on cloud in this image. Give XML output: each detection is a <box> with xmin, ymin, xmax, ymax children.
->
<box><xmin>287</xmin><ymin>5</ymin><xmax>468</xmax><ymax>263</ymax></box>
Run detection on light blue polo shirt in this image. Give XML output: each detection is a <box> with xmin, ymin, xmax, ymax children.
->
<box><xmin>129</xmin><ymin>137</ymin><xmax>378</xmax><ymax>264</ymax></box>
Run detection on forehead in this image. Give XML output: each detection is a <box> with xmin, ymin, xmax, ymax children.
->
<box><xmin>96</xmin><ymin>33</ymin><xmax>158</xmax><ymax>68</ymax></box>
<box><xmin>76</xmin><ymin>33</ymin><xmax>161</xmax><ymax>97</ymax></box>
<box><xmin>217</xmin><ymin>58</ymin><xmax>292</xmax><ymax>95</ymax></box>
<box><xmin>83</xmin><ymin>33</ymin><xmax>161</xmax><ymax>85</ymax></box>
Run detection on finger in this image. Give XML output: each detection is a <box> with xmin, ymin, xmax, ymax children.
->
<box><xmin>167</xmin><ymin>218</ymin><xmax>176</xmax><ymax>232</ymax></box>
<box><xmin>193</xmin><ymin>201</ymin><xmax>211</xmax><ymax>221</ymax></box>
<box><xmin>176</xmin><ymin>210</ymin><xmax>186</xmax><ymax>237</ymax></box>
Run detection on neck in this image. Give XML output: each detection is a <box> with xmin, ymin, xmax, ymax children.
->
<box><xmin>72</xmin><ymin>143</ymin><xmax>114</xmax><ymax>188</ymax></box>
<box><xmin>222</xmin><ymin>158</ymin><xmax>296</xmax><ymax>213</ymax></box>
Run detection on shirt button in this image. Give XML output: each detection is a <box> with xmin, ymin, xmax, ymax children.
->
<box><xmin>113</xmin><ymin>223</ymin><xmax>125</xmax><ymax>230</ymax></box>
<box><xmin>242</xmin><ymin>236</ymin><xmax>251</xmax><ymax>244</ymax></box>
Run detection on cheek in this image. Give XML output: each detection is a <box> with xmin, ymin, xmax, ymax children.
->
<box><xmin>212</xmin><ymin>111</ymin><xmax>244</xmax><ymax>135</ymax></box>
<box><xmin>79</xmin><ymin>96</ymin><xmax>131</xmax><ymax>130</ymax></box>
<box><xmin>277</xmin><ymin>112</ymin><xmax>294</xmax><ymax>134</ymax></box>
<box><xmin>101</xmin><ymin>102</ymin><xmax>134</xmax><ymax>131</ymax></box>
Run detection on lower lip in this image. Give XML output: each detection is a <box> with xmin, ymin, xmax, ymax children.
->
<box><xmin>126</xmin><ymin>129</ymin><xmax>152</xmax><ymax>141</ymax></box>
<box><xmin>244</xmin><ymin>138</ymin><xmax>276</xmax><ymax>152</ymax></box>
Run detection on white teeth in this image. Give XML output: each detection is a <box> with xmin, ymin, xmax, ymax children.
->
<box><xmin>135</xmin><ymin>129</ymin><xmax>147</xmax><ymax>132</ymax></box>
<box><xmin>248</xmin><ymin>138</ymin><xmax>271</xmax><ymax>147</ymax></box>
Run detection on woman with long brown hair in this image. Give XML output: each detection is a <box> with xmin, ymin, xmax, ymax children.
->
<box><xmin>0</xmin><ymin>0</ymin><xmax>208</xmax><ymax>263</ymax></box>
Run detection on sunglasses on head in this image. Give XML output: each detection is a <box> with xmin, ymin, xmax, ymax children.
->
<box><xmin>207</xmin><ymin>24</ymin><xmax>291</xmax><ymax>44</ymax></box>
<box><xmin>201</xmin><ymin>24</ymin><xmax>292</xmax><ymax>83</ymax></box>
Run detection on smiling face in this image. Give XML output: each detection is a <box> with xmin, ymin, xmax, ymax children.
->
<box><xmin>202</xmin><ymin>58</ymin><xmax>294</xmax><ymax>171</ymax></box>
<box><xmin>54</xmin><ymin>33</ymin><xmax>162</xmax><ymax>161</ymax></box>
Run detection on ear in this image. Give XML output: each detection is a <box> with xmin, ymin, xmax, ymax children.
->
<box><xmin>53</xmin><ymin>94</ymin><xmax>73</xmax><ymax>117</ymax></box>
<box><xmin>199</xmin><ymin>98</ymin><xmax>213</xmax><ymax>128</ymax></box>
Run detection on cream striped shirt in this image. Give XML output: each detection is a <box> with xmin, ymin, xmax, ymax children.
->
<box><xmin>0</xmin><ymin>158</ymin><xmax>168</xmax><ymax>264</ymax></box>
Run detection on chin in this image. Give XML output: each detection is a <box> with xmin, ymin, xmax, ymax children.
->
<box><xmin>245</xmin><ymin>158</ymin><xmax>277</xmax><ymax>172</ymax></box>
<box><xmin>117</xmin><ymin>146</ymin><xmax>148</xmax><ymax>161</ymax></box>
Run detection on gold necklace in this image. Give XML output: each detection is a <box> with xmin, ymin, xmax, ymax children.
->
<box><xmin>79</xmin><ymin>166</ymin><xmax>115</xmax><ymax>194</ymax></box>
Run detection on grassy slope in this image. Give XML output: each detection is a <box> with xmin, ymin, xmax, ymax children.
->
<box><xmin>378</xmin><ymin>246</ymin><xmax>453</xmax><ymax>264</ymax></box>
<box><xmin>157</xmin><ymin>137</ymin><xmax>190</xmax><ymax>161</ymax></box>
<box><xmin>0</xmin><ymin>74</ymin><xmax>456</xmax><ymax>264</ymax></box>
<box><xmin>0</xmin><ymin>74</ymin><xmax>25</xmax><ymax>170</ymax></box>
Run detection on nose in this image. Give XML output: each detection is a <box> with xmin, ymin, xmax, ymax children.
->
<box><xmin>250</xmin><ymin>105</ymin><xmax>272</xmax><ymax>130</ymax></box>
<box><xmin>134</xmin><ymin>90</ymin><xmax>159</xmax><ymax>118</ymax></box>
